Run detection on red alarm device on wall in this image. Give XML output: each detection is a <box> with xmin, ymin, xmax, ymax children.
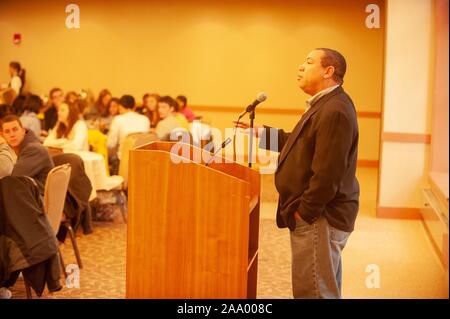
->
<box><xmin>13</xmin><ymin>33</ymin><xmax>21</xmax><ymax>44</ymax></box>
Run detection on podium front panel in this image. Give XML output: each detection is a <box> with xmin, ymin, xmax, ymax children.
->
<box><xmin>126</xmin><ymin>145</ymin><xmax>257</xmax><ymax>299</ymax></box>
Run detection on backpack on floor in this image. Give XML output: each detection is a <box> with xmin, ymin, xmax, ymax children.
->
<box><xmin>91</xmin><ymin>190</ymin><xmax>127</xmax><ymax>223</ymax></box>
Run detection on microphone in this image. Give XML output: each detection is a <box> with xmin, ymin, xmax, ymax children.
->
<box><xmin>234</xmin><ymin>92</ymin><xmax>267</xmax><ymax>166</ymax></box>
<box><xmin>240</xmin><ymin>92</ymin><xmax>268</xmax><ymax>117</ymax></box>
<box><xmin>205</xmin><ymin>137</ymin><xmax>232</xmax><ymax>166</ymax></box>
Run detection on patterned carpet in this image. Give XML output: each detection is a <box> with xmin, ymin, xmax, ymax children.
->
<box><xmin>8</xmin><ymin>170</ymin><xmax>449</xmax><ymax>299</ymax></box>
<box><xmin>9</xmin><ymin>173</ymin><xmax>290</xmax><ymax>299</ymax></box>
<box><xmin>9</xmin><ymin>207</ymin><xmax>449</xmax><ymax>299</ymax></box>
<box><xmin>10</xmin><ymin>221</ymin><xmax>127</xmax><ymax>299</ymax></box>
<box><xmin>9</xmin><ymin>218</ymin><xmax>291</xmax><ymax>299</ymax></box>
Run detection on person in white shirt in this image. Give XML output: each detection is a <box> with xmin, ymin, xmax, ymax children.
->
<box><xmin>6</xmin><ymin>62</ymin><xmax>25</xmax><ymax>95</ymax></box>
<box><xmin>44</xmin><ymin>101</ymin><xmax>89</xmax><ymax>151</ymax></box>
<box><xmin>107</xmin><ymin>94</ymin><xmax>150</xmax><ymax>160</ymax></box>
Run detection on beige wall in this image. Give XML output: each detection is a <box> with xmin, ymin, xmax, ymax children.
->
<box><xmin>0</xmin><ymin>0</ymin><xmax>384</xmax><ymax>161</ymax></box>
<box><xmin>430</xmin><ymin>0</ymin><xmax>449</xmax><ymax>174</ymax></box>
<box><xmin>382</xmin><ymin>0</ymin><xmax>434</xmax><ymax>134</ymax></box>
<box><xmin>378</xmin><ymin>0</ymin><xmax>435</xmax><ymax>209</ymax></box>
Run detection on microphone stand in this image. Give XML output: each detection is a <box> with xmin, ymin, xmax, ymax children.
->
<box><xmin>248</xmin><ymin>110</ymin><xmax>255</xmax><ymax>168</ymax></box>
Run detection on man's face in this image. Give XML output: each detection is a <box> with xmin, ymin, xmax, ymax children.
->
<box><xmin>1</xmin><ymin>120</ymin><xmax>26</xmax><ymax>148</ymax></box>
<box><xmin>297</xmin><ymin>50</ymin><xmax>328</xmax><ymax>96</ymax></box>
<box><xmin>51</xmin><ymin>90</ymin><xmax>64</xmax><ymax>109</ymax></box>
<box><xmin>158</xmin><ymin>102</ymin><xmax>172</xmax><ymax>119</ymax></box>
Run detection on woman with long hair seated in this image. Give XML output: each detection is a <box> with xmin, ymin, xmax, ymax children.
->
<box><xmin>84</xmin><ymin>89</ymin><xmax>111</xmax><ymax>128</ymax></box>
<box><xmin>99</xmin><ymin>97</ymin><xmax>120</xmax><ymax>134</ymax></box>
<box><xmin>44</xmin><ymin>101</ymin><xmax>89</xmax><ymax>151</ymax></box>
<box><xmin>137</xmin><ymin>93</ymin><xmax>160</xmax><ymax>128</ymax></box>
<box><xmin>147</xmin><ymin>93</ymin><xmax>161</xmax><ymax>128</ymax></box>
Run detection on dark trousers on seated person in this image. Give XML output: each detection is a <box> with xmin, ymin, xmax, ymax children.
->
<box><xmin>109</xmin><ymin>153</ymin><xmax>120</xmax><ymax>176</ymax></box>
<box><xmin>290</xmin><ymin>214</ymin><xmax>350</xmax><ymax>298</ymax></box>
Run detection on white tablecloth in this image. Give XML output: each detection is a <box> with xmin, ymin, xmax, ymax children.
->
<box><xmin>63</xmin><ymin>150</ymin><xmax>123</xmax><ymax>200</ymax></box>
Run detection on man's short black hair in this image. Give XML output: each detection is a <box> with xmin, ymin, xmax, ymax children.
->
<box><xmin>159</xmin><ymin>95</ymin><xmax>179</xmax><ymax>112</ymax></box>
<box><xmin>119</xmin><ymin>95</ymin><xmax>135</xmax><ymax>109</ymax></box>
<box><xmin>316</xmin><ymin>48</ymin><xmax>347</xmax><ymax>84</ymax></box>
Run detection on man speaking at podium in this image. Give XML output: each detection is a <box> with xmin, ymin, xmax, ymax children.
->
<box><xmin>237</xmin><ymin>48</ymin><xmax>359</xmax><ymax>298</ymax></box>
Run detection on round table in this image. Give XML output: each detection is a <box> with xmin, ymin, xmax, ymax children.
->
<box><xmin>63</xmin><ymin>150</ymin><xmax>123</xmax><ymax>200</ymax></box>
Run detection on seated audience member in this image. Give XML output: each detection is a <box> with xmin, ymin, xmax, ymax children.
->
<box><xmin>0</xmin><ymin>135</ymin><xmax>16</xmax><ymax>178</ymax></box>
<box><xmin>107</xmin><ymin>95</ymin><xmax>150</xmax><ymax>173</ymax></box>
<box><xmin>44</xmin><ymin>101</ymin><xmax>89</xmax><ymax>151</ymax></box>
<box><xmin>176</xmin><ymin>95</ymin><xmax>196</xmax><ymax>122</ymax></box>
<box><xmin>65</xmin><ymin>91</ymin><xmax>80</xmax><ymax>104</ymax></box>
<box><xmin>146</xmin><ymin>93</ymin><xmax>160</xmax><ymax>128</ymax></box>
<box><xmin>99</xmin><ymin>97</ymin><xmax>120</xmax><ymax>134</ymax></box>
<box><xmin>72</xmin><ymin>98</ymin><xmax>87</xmax><ymax>115</ymax></box>
<box><xmin>12</xmin><ymin>94</ymin><xmax>27</xmax><ymax>115</ymax></box>
<box><xmin>135</xmin><ymin>93</ymin><xmax>150</xmax><ymax>115</ymax></box>
<box><xmin>0</xmin><ymin>115</ymin><xmax>54</xmax><ymax>195</ymax></box>
<box><xmin>0</xmin><ymin>88</ymin><xmax>17</xmax><ymax>107</ymax></box>
<box><xmin>84</xmin><ymin>89</ymin><xmax>111</xmax><ymax>128</ymax></box>
<box><xmin>0</xmin><ymin>104</ymin><xmax>13</xmax><ymax>117</ymax></box>
<box><xmin>0</xmin><ymin>107</ymin><xmax>17</xmax><ymax>179</ymax></box>
<box><xmin>19</xmin><ymin>94</ymin><xmax>42</xmax><ymax>138</ymax></box>
<box><xmin>42</xmin><ymin>88</ymin><xmax>64</xmax><ymax>134</ymax></box>
<box><xmin>155</xmin><ymin>95</ymin><xmax>189</xmax><ymax>140</ymax></box>
<box><xmin>135</xmin><ymin>93</ymin><xmax>160</xmax><ymax>127</ymax></box>
<box><xmin>79</xmin><ymin>88</ymin><xmax>95</xmax><ymax>113</ymax></box>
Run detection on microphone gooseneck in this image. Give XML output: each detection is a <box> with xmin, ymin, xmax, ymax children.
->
<box><xmin>205</xmin><ymin>137</ymin><xmax>232</xmax><ymax>166</ymax></box>
<box><xmin>233</xmin><ymin>92</ymin><xmax>268</xmax><ymax>165</ymax></box>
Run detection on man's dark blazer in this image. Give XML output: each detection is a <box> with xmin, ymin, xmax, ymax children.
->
<box><xmin>260</xmin><ymin>86</ymin><xmax>360</xmax><ymax>232</ymax></box>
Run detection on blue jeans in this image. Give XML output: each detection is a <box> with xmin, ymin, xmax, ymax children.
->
<box><xmin>290</xmin><ymin>215</ymin><xmax>351</xmax><ymax>298</ymax></box>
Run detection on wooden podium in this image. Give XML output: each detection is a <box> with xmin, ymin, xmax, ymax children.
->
<box><xmin>126</xmin><ymin>142</ymin><xmax>260</xmax><ymax>298</ymax></box>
